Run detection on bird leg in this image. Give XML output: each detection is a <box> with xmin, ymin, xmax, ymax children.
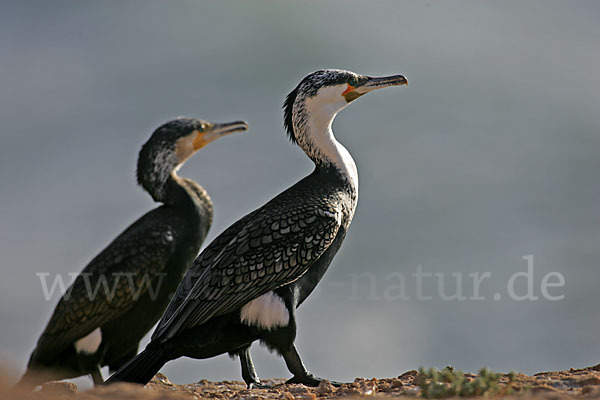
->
<box><xmin>77</xmin><ymin>352</ymin><xmax>105</xmax><ymax>386</ymax></box>
<box><xmin>281</xmin><ymin>344</ymin><xmax>343</xmax><ymax>387</ymax></box>
<box><xmin>239</xmin><ymin>346</ymin><xmax>270</xmax><ymax>389</ymax></box>
<box><xmin>90</xmin><ymin>365</ymin><xmax>104</xmax><ymax>386</ymax></box>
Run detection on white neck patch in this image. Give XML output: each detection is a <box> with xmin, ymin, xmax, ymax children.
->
<box><xmin>295</xmin><ymin>87</ymin><xmax>359</xmax><ymax>191</ymax></box>
<box><xmin>74</xmin><ymin>327</ymin><xmax>102</xmax><ymax>354</ymax></box>
<box><xmin>240</xmin><ymin>291</ymin><xmax>290</xmax><ymax>331</ymax></box>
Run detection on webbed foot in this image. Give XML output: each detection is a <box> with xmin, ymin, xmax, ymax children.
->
<box><xmin>248</xmin><ymin>380</ymin><xmax>272</xmax><ymax>389</ymax></box>
<box><xmin>286</xmin><ymin>372</ymin><xmax>344</xmax><ymax>387</ymax></box>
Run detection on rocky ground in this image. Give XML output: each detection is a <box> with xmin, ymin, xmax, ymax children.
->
<box><xmin>5</xmin><ymin>365</ymin><xmax>600</xmax><ymax>400</ymax></box>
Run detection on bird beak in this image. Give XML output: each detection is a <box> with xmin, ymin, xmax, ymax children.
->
<box><xmin>344</xmin><ymin>75</ymin><xmax>408</xmax><ymax>101</ymax></box>
<box><xmin>359</xmin><ymin>75</ymin><xmax>408</xmax><ymax>93</ymax></box>
<box><xmin>193</xmin><ymin>121</ymin><xmax>248</xmax><ymax>150</ymax></box>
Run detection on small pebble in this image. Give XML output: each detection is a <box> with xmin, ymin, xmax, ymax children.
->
<box><xmin>40</xmin><ymin>380</ymin><xmax>78</xmax><ymax>394</ymax></box>
<box><xmin>315</xmin><ymin>380</ymin><xmax>334</xmax><ymax>396</ymax></box>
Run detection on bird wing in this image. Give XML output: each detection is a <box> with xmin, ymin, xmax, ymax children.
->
<box><xmin>154</xmin><ymin>195</ymin><xmax>342</xmax><ymax>341</ymax></box>
<box><xmin>154</xmin><ymin>209</ymin><xmax>260</xmax><ymax>340</ymax></box>
<box><xmin>30</xmin><ymin>213</ymin><xmax>177</xmax><ymax>365</ymax></box>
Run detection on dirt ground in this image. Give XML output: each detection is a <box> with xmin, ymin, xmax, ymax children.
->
<box><xmin>5</xmin><ymin>365</ymin><xmax>600</xmax><ymax>400</ymax></box>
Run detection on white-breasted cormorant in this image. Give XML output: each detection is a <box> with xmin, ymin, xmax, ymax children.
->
<box><xmin>17</xmin><ymin>118</ymin><xmax>248</xmax><ymax>388</ymax></box>
<box><xmin>106</xmin><ymin>70</ymin><xmax>407</xmax><ymax>387</ymax></box>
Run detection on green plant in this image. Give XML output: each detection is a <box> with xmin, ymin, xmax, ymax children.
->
<box><xmin>416</xmin><ymin>366</ymin><xmax>514</xmax><ymax>398</ymax></box>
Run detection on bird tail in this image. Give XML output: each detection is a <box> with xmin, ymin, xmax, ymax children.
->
<box><xmin>13</xmin><ymin>369</ymin><xmax>39</xmax><ymax>391</ymax></box>
<box><xmin>13</xmin><ymin>350</ymin><xmax>45</xmax><ymax>390</ymax></box>
<box><xmin>14</xmin><ymin>362</ymin><xmax>76</xmax><ymax>390</ymax></box>
<box><xmin>105</xmin><ymin>346</ymin><xmax>169</xmax><ymax>385</ymax></box>
<box><xmin>13</xmin><ymin>367</ymin><xmax>73</xmax><ymax>391</ymax></box>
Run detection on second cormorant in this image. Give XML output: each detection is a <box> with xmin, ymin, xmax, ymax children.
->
<box><xmin>17</xmin><ymin>118</ymin><xmax>248</xmax><ymax>388</ymax></box>
<box><xmin>107</xmin><ymin>69</ymin><xmax>407</xmax><ymax>387</ymax></box>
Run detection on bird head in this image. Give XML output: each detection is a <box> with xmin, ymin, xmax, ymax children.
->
<box><xmin>283</xmin><ymin>69</ymin><xmax>407</xmax><ymax>144</ymax></box>
<box><xmin>137</xmin><ymin>117</ymin><xmax>248</xmax><ymax>200</ymax></box>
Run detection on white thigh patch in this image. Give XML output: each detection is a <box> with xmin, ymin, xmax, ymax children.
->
<box><xmin>240</xmin><ymin>291</ymin><xmax>290</xmax><ymax>331</ymax></box>
<box><xmin>74</xmin><ymin>327</ymin><xmax>102</xmax><ymax>354</ymax></box>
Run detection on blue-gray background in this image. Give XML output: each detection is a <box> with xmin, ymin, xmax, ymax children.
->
<box><xmin>1</xmin><ymin>0</ymin><xmax>599</xmax><ymax>387</ymax></box>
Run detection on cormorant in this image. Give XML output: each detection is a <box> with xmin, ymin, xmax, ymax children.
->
<box><xmin>17</xmin><ymin>118</ymin><xmax>248</xmax><ymax>388</ymax></box>
<box><xmin>106</xmin><ymin>69</ymin><xmax>407</xmax><ymax>387</ymax></box>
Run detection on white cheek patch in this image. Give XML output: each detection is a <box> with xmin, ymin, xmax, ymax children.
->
<box><xmin>240</xmin><ymin>291</ymin><xmax>290</xmax><ymax>331</ymax></box>
<box><xmin>74</xmin><ymin>327</ymin><xmax>102</xmax><ymax>354</ymax></box>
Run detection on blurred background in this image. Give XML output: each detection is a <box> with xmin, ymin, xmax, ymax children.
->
<box><xmin>1</xmin><ymin>0</ymin><xmax>599</xmax><ymax>388</ymax></box>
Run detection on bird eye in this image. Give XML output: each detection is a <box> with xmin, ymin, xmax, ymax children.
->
<box><xmin>198</xmin><ymin>124</ymin><xmax>206</xmax><ymax>132</ymax></box>
<box><xmin>347</xmin><ymin>77</ymin><xmax>358</xmax><ymax>87</ymax></box>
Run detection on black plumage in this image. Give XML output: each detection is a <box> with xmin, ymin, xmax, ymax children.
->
<box><xmin>107</xmin><ymin>69</ymin><xmax>407</xmax><ymax>387</ymax></box>
<box><xmin>17</xmin><ymin>118</ymin><xmax>247</xmax><ymax>388</ymax></box>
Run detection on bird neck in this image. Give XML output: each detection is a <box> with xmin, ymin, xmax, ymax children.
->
<box><xmin>137</xmin><ymin>146</ymin><xmax>212</xmax><ymax>222</ymax></box>
<box><xmin>293</xmin><ymin>100</ymin><xmax>358</xmax><ymax>191</ymax></box>
<box><xmin>161</xmin><ymin>172</ymin><xmax>210</xmax><ymax>211</ymax></box>
<box><xmin>142</xmin><ymin>167</ymin><xmax>210</xmax><ymax>214</ymax></box>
